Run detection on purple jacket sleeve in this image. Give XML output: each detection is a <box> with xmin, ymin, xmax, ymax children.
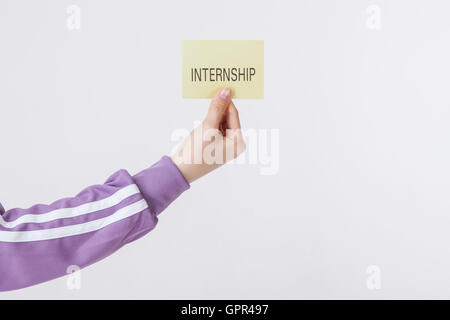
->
<box><xmin>0</xmin><ymin>156</ymin><xmax>189</xmax><ymax>292</ymax></box>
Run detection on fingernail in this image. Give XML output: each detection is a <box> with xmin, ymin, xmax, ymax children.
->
<box><xmin>219</xmin><ymin>87</ymin><xmax>231</xmax><ymax>100</ymax></box>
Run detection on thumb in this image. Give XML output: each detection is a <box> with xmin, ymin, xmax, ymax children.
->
<box><xmin>204</xmin><ymin>87</ymin><xmax>232</xmax><ymax>128</ymax></box>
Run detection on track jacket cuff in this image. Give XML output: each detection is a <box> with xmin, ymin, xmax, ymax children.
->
<box><xmin>133</xmin><ymin>155</ymin><xmax>190</xmax><ymax>216</ymax></box>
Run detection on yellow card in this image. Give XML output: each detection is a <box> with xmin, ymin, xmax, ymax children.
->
<box><xmin>182</xmin><ymin>40</ymin><xmax>264</xmax><ymax>99</ymax></box>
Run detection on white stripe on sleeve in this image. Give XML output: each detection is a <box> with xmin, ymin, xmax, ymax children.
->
<box><xmin>0</xmin><ymin>199</ymin><xmax>149</xmax><ymax>242</ymax></box>
<box><xmin>0</xmin><ymin>184</ymin><xmax>141</xmax><ymax>229</ymax></box>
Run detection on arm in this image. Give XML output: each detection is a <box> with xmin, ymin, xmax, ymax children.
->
<box><xmin>0</xmin><ymin>156</ymin><xmax>189</xmax><ymax>292</ymax></box>
<box><xmin>0</xmin><ymin>87</ymin><xmax>244</xmax><ymax>292</ymax></box>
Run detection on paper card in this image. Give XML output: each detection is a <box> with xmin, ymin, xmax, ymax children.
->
<box><xmin>182</xmin><ymin>40</ymin><xmax>264</xmax><ymax>99</ymax></box>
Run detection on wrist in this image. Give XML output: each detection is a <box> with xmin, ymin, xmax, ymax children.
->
<box><xmin>170</xmin><ymin>154</ymin><xmax>218</xmax><ymax>184</ymax></box>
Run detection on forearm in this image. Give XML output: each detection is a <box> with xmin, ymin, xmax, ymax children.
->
<box><xmin>0</xmin><ymin>156</ymin><xmax>189</xmax><ymax>292</ymax></box>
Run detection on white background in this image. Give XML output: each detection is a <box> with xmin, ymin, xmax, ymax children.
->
<box><xmin>1</xmin><ymin>0</ymin><xmax>450</xmax><ymax>299</ymax></box>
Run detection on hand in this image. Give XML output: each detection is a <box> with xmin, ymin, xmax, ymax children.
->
<box><xmin>171</xmin><ymin>87</ymin><xmax>246</xmax><ymax>183</ymax></box>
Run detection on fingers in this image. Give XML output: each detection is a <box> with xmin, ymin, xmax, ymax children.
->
<box><xmin>204</xmin><ymin>87</ymin><xmax>232</xmax><ymax>128</ymax></box>
<box><xmin>225</xmin><ymin>101</ymin><xmax>241</xmax><ymax>130</ymax></box>
<box><xmin>224</xmin><ymin>101</ymin><xmax>245</xmax><ymax>156</ymax></box>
